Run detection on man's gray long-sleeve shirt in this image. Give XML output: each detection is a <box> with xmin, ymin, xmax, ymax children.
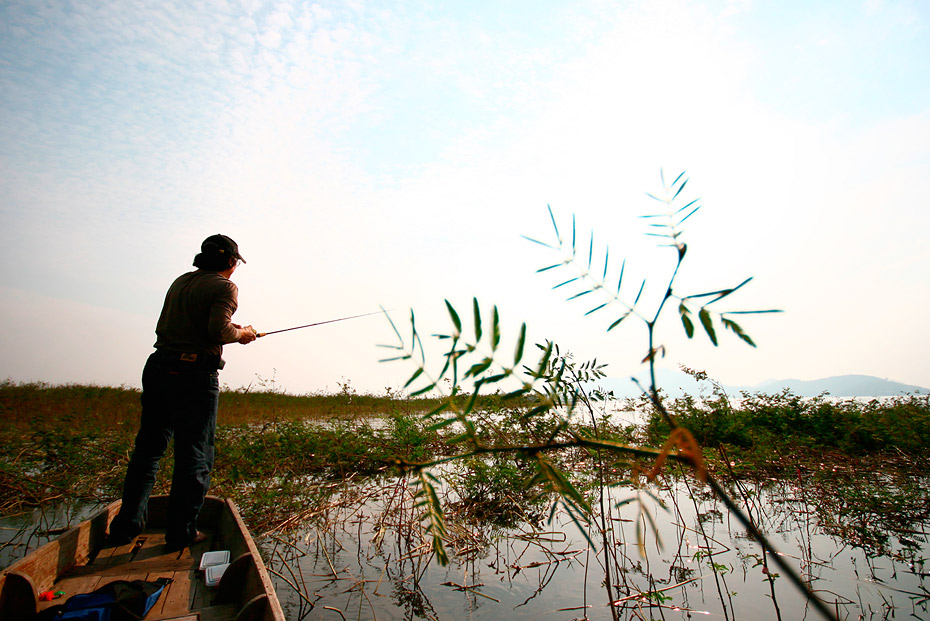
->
<box><xmin>153</xmin><ymin>270</ymin><xmax>240</xmax><ymax>356</ymax></box>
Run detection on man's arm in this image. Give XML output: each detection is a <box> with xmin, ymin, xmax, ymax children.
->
<box><xmin>207</xmin><ymin>281</ymin><xmax>255</xmax><ymax>344</ymax></box>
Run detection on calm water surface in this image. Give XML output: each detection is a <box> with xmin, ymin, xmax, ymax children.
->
<box><xmin>259</xmin><ymin>471</ymin><xmax>930</xmax><ymax>620</ymax></box>
<box><xmin>2</xmin><ymin>470</ymin><xmax>927</xmax><ymax>620</ymax></box>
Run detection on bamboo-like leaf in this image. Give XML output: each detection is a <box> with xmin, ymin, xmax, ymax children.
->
<box><xmin>684</xmin><ymin>288</ymin><xmax>733</xmax><ymax>300</ymax></box>
<box><xmin>381</xmin><ymin>305</ymin><xmax>404</xmax><ymax>343</ymax></box>
<box><xmin>416</xmin><ymin>472</ymin><xmax>449</xmax><ymax>566</ymax></box>
<box><xmin>567</xmin><ymin>290</ymin><xmax>593</xmax><ymax>301</ymax></box>
<box><xmin>536</xmin><ymin>263</ymin><xmax>562</xmax><ymax>273</ymax></box>
<box><xmin>425</xmin><ymin>401</ymin><xmax>450</xmax><ymax>418</ymax></box>
<box><xmin>687</xmin><ymin>277</ymin><xmax>753</xmax><ymax>304</ymax></box>
<box><xmin>525</xmin><ymin>403</ymin><xmax>550</xmax><ymax>418</ymax></box>
<box><xmin>587</xmin><ymin>231</ymin><xmax>594</xmax><ymax>270</ymax></box>
<box><xmin>513</xmin><ymin>323</ymin><xmax>526</xmax><ymax>366</ymax></box>
<box><xmin>378</xmin><ymin>354</ymin><xmax>412</xmax><ymax>363</ymax></box>
<box><xmin>679</xmin><ymin>303</ymin><xmax>694</xmax><ymax>338</ymax></box>
<box><xmin>553</xmin><ymin>277</ymin><xmax>579</xmax><ymax>290</ymax></box>
<box><xmin>671</xmin><ymin>178</ymin><xmax>688</xmax><ymax>201</ymax></box>
<box><xmin>642</xmin><ymin>487</ymin><xmax>670</xmax><ymax>511</ymax></box>
<box><xmin>446</xmin><ymin>432</ymin><xmax>473</xmax><ymax>445</ymax></box>
<box><xmin>561</xmin><ymin>502</ymin><xmax>596</xmax><ymax>549</ymax></box>
<box><xmin>502</xmin><ymin>386</ymin><xmax>529</xmax><ymax>400</ymax></box>
<box><xmin>473</xmin><ymin>298</ymin><xmax>482</xmax><ymax>342</ymax></box>
<box><xmin>531</xmin><ymin>342</ymin><xmax>554</xmax><ymax>379</ymax></box>
<box><xmin>536</xmin><ymin>457</ymin><xmax>592</xmax><ymax>515</ymax></box>
<box><xmin>722</xmin><ymin>317</ymin><xmax>757</xmax><ymax>347</ymax></box>
<box><xmin>633</xmin><ymin>280</ymin><xmax>646</xmax><ymax>305</ymax></box>
<box><xmin>617</xmin><ymin>258</ymin><xmax>626</xmax><ymax>294</ymax></box>
<box><xmin>678</xmin><ymin>204</ymin><xmax>701</xmax><ymax>225</ymax></box>
<box><xmin>607</xmin><ymin>311</ymin><xmax>631</xmax><ymax>332</ymax></box>
<box><xmin>681</xmin><ymin>313</ymin><xmax>694</xmax><ymax>338</ymax></box>
<box><xmin>547</xmin><ymin>204</ymin><xmax>561</xmax><ymax>243</ymax></box>
<box><xmin>675</xmin><ymin>197</ymin><xmax>700</xmax><ymax>214</ymax></box>
<box><xmin>671</xmin><ymin>170</ymin><xmax>686</xmax><ymax>187</ymax></box>
<box><xmin>465</xmin><ymin>358</ymin><xmax>492</xmax><ymax>378</ymax></box>
<box><xmin>404</xmin><ymin>367</ymin><xmax>424</xmax><ymax>388</ymax></box>
<box><xmin>645</xmin><ymin>192</ymin><xmax>665</xmax><ymax>203</ymax></box>
<box><xmin>491</xmin><ymin>306</ymin><xmax>501</xmax><ymax>351</ymax></box>
<box><xmin>521</xmin><ymin>234</ymin><xmax>556</xmax><ymax>249</ymax></box>
<box><xmin>409</xmin><ymin>382</ymin><xmax>437</xmax><ymax>397</ymax></box>
<box><xmin>602</xmin><ymin>245</ymin><xmax>609</xmax><ymax>280</ymax></box>
<box><xmin>641</xmin><ymin>502</ymin><xmax>664</xmax><ymax>552</ymax></box>
<box><xmin>572</xmin><ymin>214</ymin><xmax>577</xmax><ymax>259</ymax></box>
<box><xmin>585</xmin><ymin>302</ymin><xmax>609</xmax><ymax>316</ymax></box>
<box><xmin>699</xmin><ymin>308</ymin><xmax>718</xmax><ymax>346</ymax></box>
<box><xmin>428</xmin><ymin>417</ymin><xmax>458</xmax><ymax>431</ymax></box>
<box><xmin>445</xmin><ymin>300</ymin><xmax>461</xmax><ymax>334</ymax></box>
<box><xmin>463</xmin><ymin>389</ymin><xmax>481</xmax><ymax>418</ymax></box>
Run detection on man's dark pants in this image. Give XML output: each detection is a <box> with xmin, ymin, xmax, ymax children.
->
<box><xmin>110</xmin><ymin>350</ymin><xmax>219</xmax><ymax>548</ymax></box>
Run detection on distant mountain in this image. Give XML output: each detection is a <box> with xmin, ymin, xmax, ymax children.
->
<box><xmin>588</xmin><ymin>371</ymin><xmax>927</xmax><ymax>399</ymax></box>
<box><xmin>750</xmin><ymin>375</ymin><xmax>927</xmax><ymax>397</ymax></box>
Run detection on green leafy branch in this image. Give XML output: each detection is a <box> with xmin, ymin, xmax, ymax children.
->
<box><xmin>380</xmin><ymin>300</ymin><xmax>681</xmax><ymax>567</ymax></box>
<box><xmin>524</xmin><ymin>170</ymin><xmax>780</xmax><ymax>372</ymax></box>
<box><xmin>379</xmin><ymin>171</ymin><xmax>836</xmax><ymax>621</ymax></box>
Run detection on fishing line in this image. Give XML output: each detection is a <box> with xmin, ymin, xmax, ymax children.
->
<box><xmin>257</xmin><ymin>310</ymin><xmax>389</xmax><ymax>338</ymax></box>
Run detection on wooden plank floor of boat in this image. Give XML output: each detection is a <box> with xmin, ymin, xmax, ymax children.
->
<box><xmin>36</xmin><ymin>527</ymin><xmax>238</xmax><ymax>620</ymax></box>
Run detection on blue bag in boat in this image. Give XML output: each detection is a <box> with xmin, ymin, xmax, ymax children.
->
<box><xmin>42</xmin><ymin>578</ymin><xmax>170</xmax><ymax>621</ymax></box>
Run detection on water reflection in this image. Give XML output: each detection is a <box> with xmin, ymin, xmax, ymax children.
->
<box><xmin>260</xmin><ymin>467</ymin><xmax>930</xmax><ymax>620</ymax></box>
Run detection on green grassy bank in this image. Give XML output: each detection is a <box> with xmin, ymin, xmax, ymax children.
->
<box><xmin>0</xmin><ymin>380</ymin><xmax>448</xmax><ymax>518</ymax></box>
<box><xmin>2</xmin><ymin>380</ymin><xmax>928</xmax><ymax>530</ymax></box>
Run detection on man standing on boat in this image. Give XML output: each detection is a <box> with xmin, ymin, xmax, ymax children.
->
<box><xmin>109</xmin><ymin>234</ymin><xmax>257</xmax><ymax>551</ymax></box>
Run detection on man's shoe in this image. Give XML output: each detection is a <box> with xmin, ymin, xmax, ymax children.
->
<box><xmin>104</xmin><ymin>532</ymin><xmax>134</xmax><ymax>547</ymax></box>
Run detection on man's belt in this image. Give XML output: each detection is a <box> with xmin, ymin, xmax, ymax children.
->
<box><xmin>151</xmin><ymin>349</ymin><xmax>225</xmax><ymax>370</ymax></box>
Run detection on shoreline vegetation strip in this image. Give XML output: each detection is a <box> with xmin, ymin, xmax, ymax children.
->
<box><xmin>1</xmin><ymin>380</ymin><xmax>928</xmax><ymax>528</ymax></box>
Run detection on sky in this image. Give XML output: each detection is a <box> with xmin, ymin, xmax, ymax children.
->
<box><xmin>1</xmin><ymin>0</ymin><xmax>928</xmax><ymax>397</ymax></box>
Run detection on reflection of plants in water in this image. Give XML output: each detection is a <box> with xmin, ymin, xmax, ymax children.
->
<box><xmin>380</xmin><ymin>172</ymin><xmax>846</xmax><ymax>619</ymax></box>
<box><xmin>259</xmin><ymin>474</ymin><xmax>576</xmax><ymax>620</ymax></box>
<box><xmin>252</xmin><ymin>460</ymin><xmax>930</xmax><ymax>620</ymax></box>
<box><xmin>807</xmin><ymin>470</ymin><xmax>930</xmax><ymax>558</ymax></box>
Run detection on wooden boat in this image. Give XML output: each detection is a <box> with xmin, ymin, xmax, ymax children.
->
<box><xmin>0</xmin><ymin>495</ymin><xmax>285</xmax><ymax>620</ymax></box>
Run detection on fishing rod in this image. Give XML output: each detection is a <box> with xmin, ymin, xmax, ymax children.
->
<box><xmin>256</xmin><ymin>310</ymin><xmax>387</xmax><ymax>338</ymax></box>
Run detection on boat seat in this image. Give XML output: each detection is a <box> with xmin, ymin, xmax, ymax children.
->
<box><xmin>0</xmin><ymin>570</ymin><xmax>38</xmax><ymax>619</ymax></box>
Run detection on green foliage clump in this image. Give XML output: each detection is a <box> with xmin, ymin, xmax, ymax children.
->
<box><xmin>644</xmin><ymin>387</ymin><xmax>930</xmax><ymax>457</ymax></box>
<box><xmin>446</xmin><ymin>453</ymin><xmax>539</xmax><ymax>526</ymax></box>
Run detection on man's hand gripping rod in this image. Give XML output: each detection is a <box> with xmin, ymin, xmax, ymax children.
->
<box><xmin>256</xmin><ymin>310</ymin><xmax>387</xmax><ymax>338</ymax></box>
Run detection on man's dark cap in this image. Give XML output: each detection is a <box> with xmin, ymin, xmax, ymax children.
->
<box><xmin>201</xmin><ymin>234</ymin><xmax>246</xmax><ymax>264</ymax></box>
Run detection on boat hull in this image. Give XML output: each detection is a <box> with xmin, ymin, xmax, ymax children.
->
<box><xmin>0</xmin><ymin>495</ymin><xmax>285</xmax><ymax>620</ymax></box>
